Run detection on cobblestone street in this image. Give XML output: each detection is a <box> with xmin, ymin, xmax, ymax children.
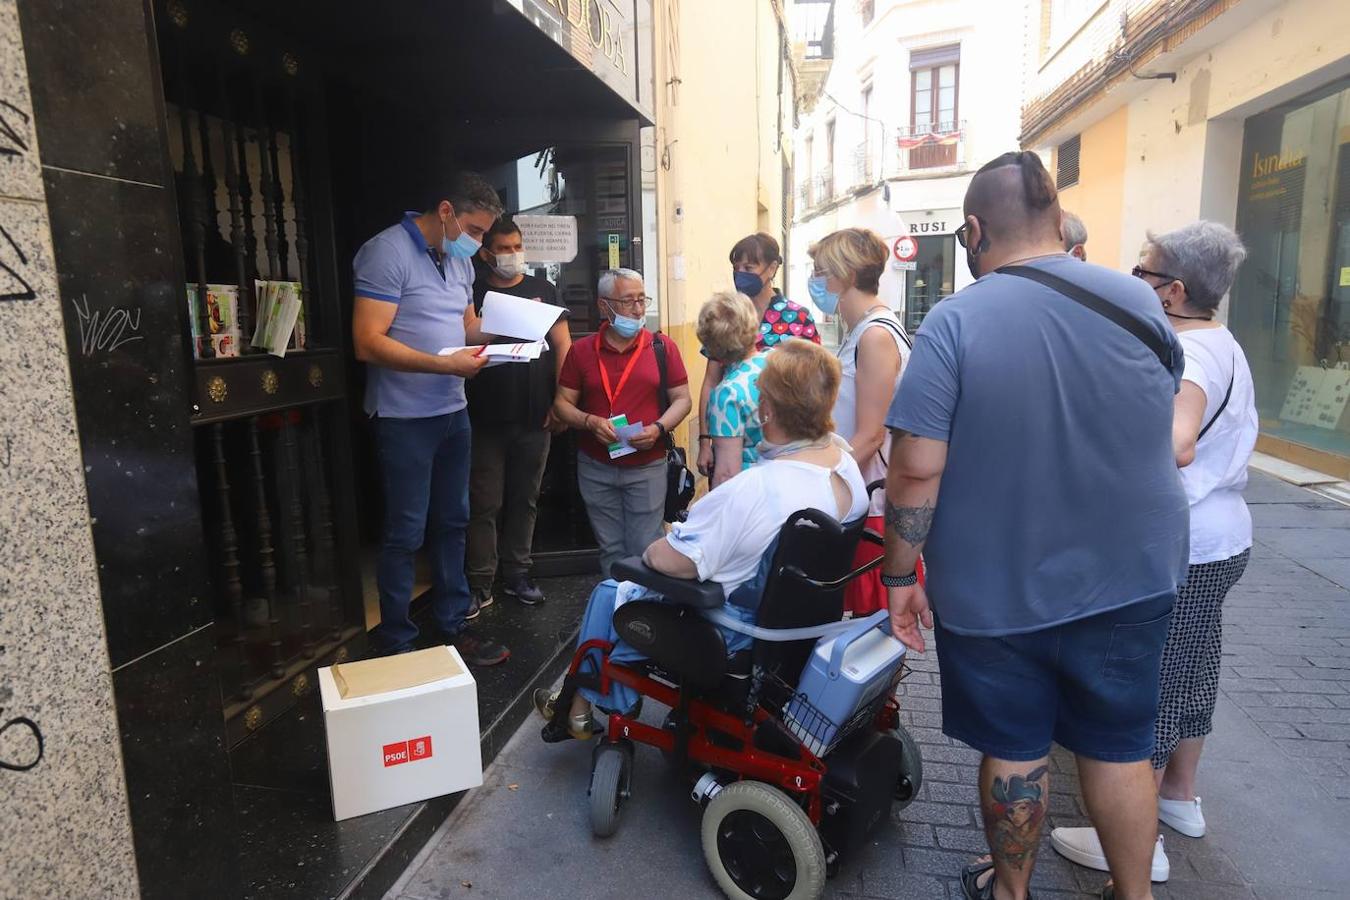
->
<box><xmin>389</xmin><ymin>472</ymin><xmax>1350</xmax><ymax>900</ymax></box>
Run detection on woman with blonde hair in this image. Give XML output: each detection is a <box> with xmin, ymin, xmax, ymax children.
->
<box><xmin>808</xmin><ymin>227</ymin><xmax>910</xmax><ymax>616</ymax></box>
<box><xmin>697</xmin><ymin>290</ymin><xmax>768</xmax><ymax>488</ymax></box>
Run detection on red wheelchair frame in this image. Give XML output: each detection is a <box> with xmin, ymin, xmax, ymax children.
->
<box><xmin>566</xmin><ymin>637</ymin><xmax>902</xmax><ymax>826</ymax></box>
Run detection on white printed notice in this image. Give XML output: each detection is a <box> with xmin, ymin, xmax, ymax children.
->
<box><xmin>480</xmin><ymin>290</ymin><xmax>564</xmax><ymax>342</ymax></box>
<box><xmin>516</xmin><ymin>215</ymin><xmax>579</xmax><ymax>264</ymax></box>
<box><xmin>438</xmin><ymin>341</ymin><xmax>547</xmax><ymax>368</ymax></box>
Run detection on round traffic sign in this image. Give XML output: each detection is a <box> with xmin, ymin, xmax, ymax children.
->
<box><xmin>893</xmin><ymin>235</ymin><xmax>919</xmax><ymax>262</ymax></box>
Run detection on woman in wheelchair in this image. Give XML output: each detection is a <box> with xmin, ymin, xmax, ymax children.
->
<box><xmin>534</xmin><ymin>340</ymin><xmax>869</xmax><ymax>739</ymax></box>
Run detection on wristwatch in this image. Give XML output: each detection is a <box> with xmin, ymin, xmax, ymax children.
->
<box><xmin>880</xmin><ymin>571</ymin><xmax>918</xmax><ymax>588</ymax></box>
<box><xmin>655</xmin><ymin>422</ymin><xmax>669</xmax><ymax>440</ymax></box>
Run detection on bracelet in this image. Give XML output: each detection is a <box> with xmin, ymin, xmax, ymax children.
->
<box><xmin>880</xmin><ymin>571</ymin><xmax>918</xmax><ymax>588</ymax></box>
<box><xmin>655</xmin><ymin>422</ymin><xmax>669</xmax><ymax>439</ymax></box>
<box><xmin>697</xmin><ymin>434</ymin><xmax>712</xmax><ymax>442</ymax></box>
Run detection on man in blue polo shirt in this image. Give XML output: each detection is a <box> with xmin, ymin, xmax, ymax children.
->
<box><xmin>352</xmin><ymin>172</ymin><xmax>509</xmax><ymax>666</ymax></box>
<box><xmin>881</xmin><ymin>152</ymin><xmax>1187</xmax><ymax>900</ymax></box>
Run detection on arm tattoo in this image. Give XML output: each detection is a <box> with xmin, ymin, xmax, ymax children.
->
<box><xmin>984</xmin><ymin>765</ymin><xmax>1049</xmax><ymax>871</ymax></box>
<box><xmin>885</xmin><ymin>498</ymin><xmax>935</xmax><ymax>547</ymax></box>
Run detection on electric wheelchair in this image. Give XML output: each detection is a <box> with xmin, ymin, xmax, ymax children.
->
<box><xmin>540</xmin><ymin>493</ymin><xmax>924</xmax><ymax>900</ymax></box>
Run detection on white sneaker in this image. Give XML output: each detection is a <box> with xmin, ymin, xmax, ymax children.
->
<box><xmin>1050</xmin><ymin>827</ymin><xmax>1170</xmax><ymax>882</ymax></box>
<box><xmin>1157</xmin><ymin>795</ymin><xmax>1206</xmax><ymax>838</ymax></box>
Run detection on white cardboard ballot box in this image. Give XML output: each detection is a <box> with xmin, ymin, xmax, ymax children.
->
<box><xmin>318</xmin><ymin>645</ymin><xmax>482</xmax><ymax>821</ymax></box>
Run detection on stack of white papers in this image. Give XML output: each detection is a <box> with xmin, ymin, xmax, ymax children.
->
<box><xmin>438</xmin><ymin>341</ymin><xmax>548</xmax><ymax>367</ymax></box>
<box><xmin>480</xmin><ymin>291</ymin><xmax>564</xmax><ymax>341</ymax></box>
<box><xmin>440</xmin><ymin>291</ymin><xmax>565</xmax><ymax>364</ymax></box>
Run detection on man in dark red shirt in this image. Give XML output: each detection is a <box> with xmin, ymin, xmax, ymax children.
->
<box><xmin>554</xmin><ymin>269</ymin><xmax>692</xmax><ymax>576</ymax></box>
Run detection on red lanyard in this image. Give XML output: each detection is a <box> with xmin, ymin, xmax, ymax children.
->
<box><xmin>597</xmin><ymin>326</ymin><xmax>648</xmax><ymax>413</ymax></box>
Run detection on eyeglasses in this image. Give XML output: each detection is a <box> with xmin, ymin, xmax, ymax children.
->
<box><xmin>954</xmin><ymin>217</ymin><xmax>984</xmax><ymax>249</ymax></box>
<box><xmin>1131</xmin><ymin>265</ymin><xmax>1181</xmax><ymax>285</ymax></box>
<box><xmin>602</xmin><ymin>295</ymin><xmax>648</xmax><ymax>313</ymax></box>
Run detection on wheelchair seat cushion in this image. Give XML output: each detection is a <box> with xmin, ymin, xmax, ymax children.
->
<box><xmin>611</xmin><ymin>557</ymin><xmax>725</xmax><ymax>610</ymax></box>
<box><xmin>614</xmin><ymin>600</ymin><xmax>727</xmax><ymax>691</ymax></box>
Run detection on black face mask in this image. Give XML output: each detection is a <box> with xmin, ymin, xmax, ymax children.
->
<box><xmin>965</xmin><ymin>245</ymin><xmax>981</xmax><ymax>280</ymax></box>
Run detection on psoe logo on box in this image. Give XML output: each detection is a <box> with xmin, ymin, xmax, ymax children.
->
<box><xmin>383</xmin><ymin>741</ymin><xmax>410</xmax><ymax>767</ymax></box>
<box><xmin>382</xmin><ymin>736</ymin><xmax>433</xmax><ymax>767</ymax></box>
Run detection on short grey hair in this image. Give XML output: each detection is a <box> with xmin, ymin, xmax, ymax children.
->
<box><xmin>598</xmin><ymin>268</ymin><xmax>645</xmax><ymax>298</ymax></box>
<box><xmin>1146</xmin><ymin>221</ymin><xmax>1247</xmax><ymax>312</ymax></box>
<box><xmin>440</xmin><ymin>172</ymin><xmax>504</xmax><ymax>218</ymax></box>
<box><xmin>1061</xmin><ymin>210</ymin><xmax>1088</xmax><ymax>250</ymax></box>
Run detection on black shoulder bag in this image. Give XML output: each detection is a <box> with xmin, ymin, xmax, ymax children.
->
<box><xmin>652</xmin><ymin>334</ymin><xmax>695</xmax><ymax>523</ymax></box>
<box><xmin>999</xmin><ymin>265</ymin><xmax>1176</xmax><ymax>372</ymax></box>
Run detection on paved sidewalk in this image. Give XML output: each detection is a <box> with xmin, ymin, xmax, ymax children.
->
<box><xmin>387</xmin><ymin>472</ymin><xmax>1350</xmax><ymax>900</ymax></box>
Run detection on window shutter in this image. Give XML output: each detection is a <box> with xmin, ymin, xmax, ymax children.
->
<box><xmin>1057</xmin><ymin>135</ymin><xmax>1081</xmax><ymax>188</ymax></box>
<box><xmin>909</xmin><ymin>44</ymin><xmax>960</xmax><ymax>69</ymax></box>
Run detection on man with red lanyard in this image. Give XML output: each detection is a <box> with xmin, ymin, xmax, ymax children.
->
<box><xmin>554</xmin><ymin>268</ymin><xmax>693</xmax><ymax>577</ymax></box>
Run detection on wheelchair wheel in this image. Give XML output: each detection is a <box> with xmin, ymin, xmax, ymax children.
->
<box><xmin>890</xmin><ymin>724</ymin><xmax>923</xmax><ymax>811</ymax></box>
<box><xmin>701</xmin><ymin>781</ymin><xmax>825</xmax><ymax>900</ymax></box>
<box><xmin>589</xmin><ymin>743</ymin><xmax>631</xmax><ymax>838</ymax></box>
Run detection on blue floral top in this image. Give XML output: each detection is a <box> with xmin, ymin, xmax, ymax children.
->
<box><xmin>707</xmin><ymin>351</ymin><xmax>769</xmax><ymax>470</ymax></box>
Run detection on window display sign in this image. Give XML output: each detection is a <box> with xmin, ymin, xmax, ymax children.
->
<box><xmin>516</xmin><ymin>214</ymin><xmax>579</xmax><ymax>264</ymax></box>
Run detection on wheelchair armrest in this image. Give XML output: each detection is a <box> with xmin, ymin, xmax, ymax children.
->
<box><xmin>611</xmin><ymin>556</ymin><xmax>726</xmax><ymax>610</ymax></box>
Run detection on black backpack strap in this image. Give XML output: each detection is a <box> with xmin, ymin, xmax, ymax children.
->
<box><xmin>999</xmin><ymin>265</ymin><xmax>1175</xmax><ymax>372</ymax></box>
<box><xmin>1197</xmin><ymin>360</ymin><xmax>1235</xmax><ymax>441</ymax></box>
<box><xmin>652</xmin><ymin>332</ymin><xmax>669</xmax><ymax>414</ymax></box>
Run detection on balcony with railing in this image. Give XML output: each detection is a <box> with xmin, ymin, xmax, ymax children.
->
<box><xmin>853</xmin><ymin>141</ymin><xmax>874</xmax><ymax>187</ymax></box>
<box><xmin>813</xmin><ymin>171</ymin><xmax>835</xmax><ymax>205</ymax></box>
<box><xmin>896</xmin><ymin>119</ymin><xmax>966</xmax><ymax>173</ymax></box>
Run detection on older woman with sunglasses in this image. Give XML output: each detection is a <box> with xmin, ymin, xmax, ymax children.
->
<box><xmin>1051</xmin><ymin>222</ymin><xmax>1256</xmax><ymax>884</ymax></box>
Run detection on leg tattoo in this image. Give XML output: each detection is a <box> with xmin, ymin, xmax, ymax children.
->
<box><xmin>985</xmin><ymin>765</ymin><xmax>1048</xmax><ymax>871</ymax></box>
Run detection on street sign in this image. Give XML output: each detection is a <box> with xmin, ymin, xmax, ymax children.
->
<box><xmin>893</xmin><ymin>235</ymin><xmax>919</xmax><ymax>263</ymax></box>
<box><xmin>607</xmin><ymin>233</ymin><xmax>621</xmax><ymax>269</ymax></box>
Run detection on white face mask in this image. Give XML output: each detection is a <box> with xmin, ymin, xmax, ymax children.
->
<box><xmin>491</xmin><ymin>251</ymin><xmax>527</xmax><ymax>279</ymax></box>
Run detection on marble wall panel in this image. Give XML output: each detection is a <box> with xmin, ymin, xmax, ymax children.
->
<box><xmin>0</xmin><ymin>5</ymin><xmax>140</xmax><ymax>897</ymax></box>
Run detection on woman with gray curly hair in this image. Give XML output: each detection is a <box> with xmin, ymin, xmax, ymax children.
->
<box><xmin>1052</xmin><ymin>221</ymin><xmax>1257</xmax><ymax>884</ymax></box>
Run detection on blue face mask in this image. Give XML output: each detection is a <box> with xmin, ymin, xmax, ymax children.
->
<box><xmin>733</xmin><ymin>270</ymin><xmax>765</xmax><ymax>297</ymax></box>
<box><xmin>807</xmin><ymin>275</ymin><xmax>840</xmax><ymax>314</ymax></box>
<box><xmin>442</xmin><ymin>216</ymin><xmax>481</xmax><ymax>259</ymax></box>
<box><xmin>606</xmin><ymin>302</ymin><xmax>643</xmax><ymax>338</ymax></box>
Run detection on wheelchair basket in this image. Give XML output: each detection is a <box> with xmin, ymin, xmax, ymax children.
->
<box><xmin>758</xmin><ymin>664</ymin><xmax>910</xmax><ymax>758</ymax></box>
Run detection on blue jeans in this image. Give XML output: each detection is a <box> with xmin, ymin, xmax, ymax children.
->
<box><xmin>934</xmin><ymin>593</ymin><xmax>1175</xmax><ymax>763</ymax></box>
<box><xmin>372</xmin><ymin>410</ymin><xmax>472</xmax><ymax>651</ymax></box>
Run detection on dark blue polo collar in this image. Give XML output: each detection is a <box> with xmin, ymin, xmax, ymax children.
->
<box><xmin>402</xmin><ymin>210</ymin><xmax>445</xmax><ymax>279</ymax></box>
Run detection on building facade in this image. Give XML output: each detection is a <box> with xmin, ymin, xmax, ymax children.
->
<box><xmin>1022</xmin><ymin>0</ymin><xmax>1350</xmax><ymax>476</ymax></box>
<box><xmin>0</xmin><ymin>1</ymin><xmax>791</xmax><ymax>897</ymax></box>
<box><xmin>788</xmin><ymin>0</ymin><xmax>1024</xmax><ymax>339</ymax></box>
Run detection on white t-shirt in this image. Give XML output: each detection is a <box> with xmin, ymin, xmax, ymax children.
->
<box><xmin>833</xmin><ymin>310</ymin><xmax>911</xmax><ymax>517</ymax></box>
<box><xmin>665</xmin><ymin>449</ymin><xmax>869</xmax><ymax>597</ymax></box>
<box><xmin>1178</xmin><ymin>326</ymin><xmax>1258</xmax><ymax>565</ymax></box>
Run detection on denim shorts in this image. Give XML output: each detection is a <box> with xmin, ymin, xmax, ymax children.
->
<box><xmin>934</xmin><ymin>594</ymin><xmax>1174</xmax><ymax>763</ymax></box>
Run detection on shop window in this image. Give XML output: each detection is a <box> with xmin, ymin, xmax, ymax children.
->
<box><xmin>903</xmin><ymin>235</ymin><xmax>956</xmax><ymax>332</ymax></box>
<box><xmin>1229</xmin><ymin>77</ymin><xmax>1350</xmax><ymax>462</ymax></box>
<box><xmin>1057</xmin><ymin>134</ymin><xmax>1080</xmax><ymax>188</ymax></box>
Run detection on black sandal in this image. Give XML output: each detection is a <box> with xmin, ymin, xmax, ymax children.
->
<box><xmin>960</xmin><ymin>860</ymin><xmax>1035</xmax><ymax>900</ymax></box>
